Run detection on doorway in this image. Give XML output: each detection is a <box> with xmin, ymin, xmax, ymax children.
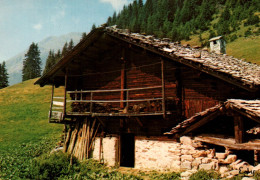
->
<box><xmin>120</xmin><ymin>133</ymin><xmax>135</xmax><ymax>167</ymax></box>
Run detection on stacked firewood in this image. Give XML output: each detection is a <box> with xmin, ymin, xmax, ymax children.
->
<box><xmin>71</xmin><ymin>102</ymin><xmax>119</xmax><ymax>113</ymax></box>
<box><xmin>64</xmin><ymin>119</ymin><xmax>100</xmax><ymax>160</ymax></box>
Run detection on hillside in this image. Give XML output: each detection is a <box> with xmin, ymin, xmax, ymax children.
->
<box><xmin>5</xmin><ymin>32</ymin><xmax>82</xmax><ymax>85</ymax></box>
<box><xmin>0</xmin><ymin>78</ymin><xmax>63</xmax><ymax>151</ymax></box>
<box><xmin>107</xmin><ymin>0</ymin><xmax>260</xmax><ymax>64</ymax></box>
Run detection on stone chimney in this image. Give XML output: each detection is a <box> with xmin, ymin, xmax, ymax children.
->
<box><xmin>209</xmin><ymin>36</ymin><xmax>226</xmax><ymax>54</ymax></box>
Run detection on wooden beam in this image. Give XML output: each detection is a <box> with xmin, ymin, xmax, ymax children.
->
<box><xmin>63</xmin><ymin>69</ymin><xmax>68</xmax><ymax>119</ymax></box>
<box><xmin>120</xmin><ymin>50</ymin><xmax>126</xmax><ymax>109</ymax></box>
<box><xmin>161</xmin><ymin>59</ymin><xmax>166</xmax><ymax>118</ymax></box>
<box><xmin>135</xmin><ymin>117</ymin><xmax>143</xmax><ymax>127</ymax></box>
<box><xmin>234</xmin><ymin>115</ymin><xmax>244</xmax><ymax>143</ymax></box>
<box><xmin>195</xmin><ymin>136</ymin><xmax>260</xmax><ymax>150</ymax></box>
<box><xmin>254</xmin><ymin>150</ymin><xmax>260</xmax><ymax>165</ymax></box>
<box><xmin>49</xmin><ymin>85</ymin><xmax>54</xmax><ymax>122</ymax></box>
<box><xmin>175</xmin><ymin>67</ymin><xmax>183</xmax><ymax>119</ymax></box>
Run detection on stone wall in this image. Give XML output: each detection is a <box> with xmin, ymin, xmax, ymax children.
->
<box><xmin>92</xmin><ymin>136</ymin><xmax>257</xmax><ymax>177</ymax></box>
<box><xmin>93</xmin><ymin>137</ymin><xmax>117</xmax><ymax>166</ymax></box>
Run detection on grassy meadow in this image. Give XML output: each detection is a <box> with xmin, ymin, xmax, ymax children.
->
<box><xmin>0</xmin><ymin>78</ymin><xmax>63</xmax><ymax>151</ymax></box>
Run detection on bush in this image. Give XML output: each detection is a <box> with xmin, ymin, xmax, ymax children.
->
<box><xmin>189</xmin><ymin>169</ymin><xmax>220</xmax><ymax>180</ymax></box>
<box><xmin>149</xmin><ymin>171</ymin><xmax>181</xmax><ymax>180</ymax></box>
<box><xmin>245</xmin><ymin>15</ymin><xmax>260</xmax><ymax>26</ymax></box>
<box><xmin>29</xmin><ymin>152</ymin><xmax>78</xmax><ymax>180</ymax></box>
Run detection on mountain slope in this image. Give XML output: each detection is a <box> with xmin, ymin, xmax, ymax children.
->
<box><xmin>0</xmin><ymin>78</ymin><xmax>63</xmax><ymax>151</ymax></box>
<box><xmin>6</xmin><ymin>32</ymin><xmax>82</xmax><ymax>85</ymax></box>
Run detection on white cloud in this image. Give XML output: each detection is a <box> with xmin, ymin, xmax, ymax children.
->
<box><xmin>99</xmin><ymin>0</ymin><xmax>129</xmax><ymax>11</ymax></box>
<box><xmin>33</xmin><ymin>23</ymin><xmax>42</xmax><ymax>30</ymax></box>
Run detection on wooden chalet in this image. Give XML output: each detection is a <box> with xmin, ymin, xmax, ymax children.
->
<box><xmin>35</xmin><ymin>26</ymin><xmax>260</xmax><ymax>169</ymax></box>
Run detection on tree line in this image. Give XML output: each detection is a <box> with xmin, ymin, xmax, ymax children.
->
<box><xmin>106</xmin><ymin>0</ymin><xmax>260</xmax><ymax>41</ymax></box>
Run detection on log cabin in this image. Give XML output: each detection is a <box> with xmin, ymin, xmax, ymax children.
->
<box><xmin>35</xmin><ymin>26</ymin><xmax>260</xmax><ymax>170</ymax></box>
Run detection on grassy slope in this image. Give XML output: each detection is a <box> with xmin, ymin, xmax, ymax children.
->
<box><xmin>0</xmin><ymin>78</ymin><xmax>63</xmax><ymax>152</ymax></box>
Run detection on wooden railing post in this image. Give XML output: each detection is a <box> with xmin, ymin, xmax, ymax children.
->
<box><xmin>161</xmin><ymin>59</ymin><xmax>166</xmax><ymax>118</ymax></box>
<box><xmin>90</xmin><ymin>92</ymin><xmax>93</xmax><ymax>113</ymax></box>
<box><xmin>63</xmin><ymin>69</ymin><xmax>68</xmax><ymax>119</ymax></box>
<box><xmin>49</xmin><ymin>85</ymin><xmax>54</xmax><ymax>121</ymax></box>
<box><xmin>126</xmin><ymin>90</ymin><xmax>129</xmax><ymax>112</ymax></box>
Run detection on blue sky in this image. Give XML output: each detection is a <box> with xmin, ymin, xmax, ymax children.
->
<box><xmin>0</xmin><ymin>0</ymin><xmax>133</xmax><ymax>62</ymax></box>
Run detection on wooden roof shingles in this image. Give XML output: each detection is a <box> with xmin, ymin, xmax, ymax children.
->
<box><xmin>165</xmin><ymin>99</ymin><xmax>260</xmax><ymax>135</ymax></box>
<box><xmin>36</xmin><ymin>26</ymin><xmax>260</xmax><ymax>91</ymax></box>
<box><xmin>105</xmin><ymin>26</ymin><xmax>260</xmax><ymax>91</ymax></box>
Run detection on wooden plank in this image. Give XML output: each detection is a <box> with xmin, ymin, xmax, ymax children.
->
<box><xmin>120</xmin><ymin>55</ymin><xmax>126</xmax><ymax>108</ymax></box>
<box><xmin>49</xmin><ymin>85</ymin><xmax>54</xmax><ymax>121</ymax></box>
<box><xmin>63</xmin><ymin>69</ymin><xmax>68</xmax><ymax>116</ymax></box>
<box><xmin>195</xmin><ymin>136</ymin><xmax>260</xmax><ymax>150</ymax></box>
<box><xmin>53</xmin><ymin>101</ymin><xmax>64</xmax><ymax>106</ymax></box>
<box><xmin>161</xmin><ymin>59</ymin><xmax>166</xmax><ymax>118</ymax></box>
<box><xmin>67</xmin><ymin>85</ymin><xmax>162</xmax><ymax>93</ymax></box>
<box><xmin>67</xmin><ymin>97</ymin><xmax>163</xmax><ymax>103</ymax></box>
<box><xmin>234</xmin><ymin>115</ymin><xmax>244</xmax><ymax>143</ymax></box>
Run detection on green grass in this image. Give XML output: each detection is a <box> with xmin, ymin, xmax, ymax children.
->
<box><xmin>0</xmin><ymin>78</ymin><xmax>63</xmax><ymax>151</ymax></box>
<box><xmin>227</xmin><ymin>35</ymin><xmax>260</xmax><ymax>64</ymax></box>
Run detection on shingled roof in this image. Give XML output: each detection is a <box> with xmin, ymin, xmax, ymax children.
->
<box><xmin>165</xmin><ymin>99</ymin><xmax>260</xmax><ymax>135</ymax></box>
<box><xmin>35</xmin><ymin>26</ymin><xmax>260</xmax><ymax>92</ymax></box>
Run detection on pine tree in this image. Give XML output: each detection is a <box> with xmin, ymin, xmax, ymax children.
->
<box><xmin>91</xmin><ymin>24</ymin><xmax>96</xmax><ymax>31</ymax></box>
<box><xmin>81</xmin><ymin>32</ymin><xmax>87</xmax><ymax>41</ymax></box>
<box><xmin>43</xmin><ymin>50</ymin><xmax>55</xmax><ymax>74</ymax></box>
<box><xmin>1</xmin><ymin>61</ymin><xmax>8</xmax><ymax>88</ymax></box>
<box><xmin>62</xmin><ymin>42</ymin><xmax>68</xmax><ymax>56</ymax></box>
<box><xmin>22</xmin><ymin>42</ymin><xmax>41</xmax><ymax>81</ymax></box>
<box><xmin>68</xmin><ymin>39</ymin><xmax>74</xmax><ymax>51</ymax></box>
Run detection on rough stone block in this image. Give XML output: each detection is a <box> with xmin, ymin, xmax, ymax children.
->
<box><xmin>180</xmin><ymin>136</ymin><xmax>193</xmax><ymax>145</ymax></box>
<box><xmin>192</xmin><ymin>150</ymin><xmax>208</xmax><ymax>158</ymax></box>
<box><xmin>215</xmin><ymin>152</ymin><xmax>227</xmax><ymax>159</ymax></box>
<box><xmin>229</xmin><ymin>170</ymin><xmax>239</xmax><ymax>176</ymax></box>
<box><xmin>253</xmin><ymin>164</ymin><xmax>260</xmax><ymax>171</ymax></box>
<box><xmin>202</xmin><ymin>157</ymin><xmax>212</xmax><ymax>164</ymax></box>
<box><xmin>225</xmin><ymin>154</ymin><xmax>237</xmax><ymax>164</ymax></box>
<box><xmin>219</xmin><ymin>166</ymin><xmax>229</xmax><ymax>174</ymax></box>
<box><xmin>181</xmin><ymin>155</ymin><xmax>193</xmax><ymax>162</ymax></box>
<box><xmin>199</xmin><ymin>162</ymin><xmax>215</xmax><ymax>170</ymax></box>
<box><xmin>181</xmin><ymin>161</ymin><xmax>192</xmax><ymax>170</ymax></box>
<box><xmin>192</xmin><ymin>158</ymin><xmax>202</xmax><ymax>169</ymax></box>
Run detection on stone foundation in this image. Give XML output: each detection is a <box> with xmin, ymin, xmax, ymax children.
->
<box><xmin>92</xmin><ymin>135</ymin><xmax>258</xmax><ymax>176</ymax></box>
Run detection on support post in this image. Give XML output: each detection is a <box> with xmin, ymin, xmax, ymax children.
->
<box><xmin>63</xmin><ymin>69</ymin><xmax>68</xmax><ymax>120</ymax></box>
<box><xmin>120</xmin><ymin>57</ymin><xmax>126</xmax><ymax>109</ymax></box>
<box><xmin>90</xmin><ymin>92</ymin><xmax>93</xmax><ymax>113</ymax></box>
<box><xmin>254</xmin><ymin>150</ymin><xmax>260</xmax><ymax>165</ymax></box>
<box><xmin>234</xmin><ymin>115</ymin><xmax>244</xmax><ymax>143</ymax></box>
<box><xmin>161</xmin><ymin>59</ymin><xmax>166</xmax><ymax>118</ymax></box>
<box><xmin>175</xmin><ymin>67</ymin><xmax>183</xmax><ymax>120</ymax></box>
<box><xmin>49</xmin><ymin>85</ymin><xmax>54</xmax><ymax>122</ymax></box>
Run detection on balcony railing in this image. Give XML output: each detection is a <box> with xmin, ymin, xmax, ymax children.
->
<box><xmin>49</xmin><ymin>86</ymin><xmax>168</xmax><ymax>122</ymax></box>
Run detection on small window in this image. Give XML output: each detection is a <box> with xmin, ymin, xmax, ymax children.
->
<box><xmin>213</xmin><ymin>40</ymin><xmax>217</xmax><ymax>45</ymax></box>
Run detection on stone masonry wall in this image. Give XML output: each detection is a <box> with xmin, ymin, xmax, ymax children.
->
<box><xmin>92</xmin><ymin>136</ymin><xmax>258</xmax><ymax>177</ymax></box>
<box><xmin>93</xmin><ymin>137</ymin><xmax>117</xmax><ymax>166</ymax></box>
<box><xmin>135</xmin><ymin>136</ymin><xmax>256</xmax><ymax>177</ymax></box>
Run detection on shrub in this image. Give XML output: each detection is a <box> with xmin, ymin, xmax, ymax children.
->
<box><xmin>189</xmin><ymin>169</ymin><xmax>220</xmax><ymax>180</ymax></box>
<box><xmin>149</xmin><ymin>171</ymin><xmax>181</xmax><ymax>180</ymax></box>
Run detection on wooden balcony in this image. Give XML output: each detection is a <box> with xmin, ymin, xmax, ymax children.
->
<box><xmin>49</xmin><ymin>86</ymin><xmax>175</xmax><ymax>123</ymax></box>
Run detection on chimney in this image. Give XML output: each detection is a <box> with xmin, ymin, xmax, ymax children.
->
<box><xmin>209</xmin><ymin>36</ymin><xmax>226</xmax><ymax>54</ymax></box>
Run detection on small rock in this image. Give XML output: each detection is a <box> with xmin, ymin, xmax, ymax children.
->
<box><xmin>229</xmin><ymin>170</ymin><xmax>240</xmax><ymax>176</ymax></box>
<box><xmin>181</xmin><ymin>155</ymin><xmax>193</xmax><ymax>162</ymax></box>
<box><xmin>193</xmin><ymin>151</ymin><xmax>208</xmax><ymax>158</ymax></box>
<box><xmin>199</xmin><ymin>162</ymin><xmax>216</xmax><ymax>170</ymax></box>
<box><xmin>215</xmin><ymin>152</ymin><xmax>227</xmax><ymax>160</ymax></box>
<box><xmin>253</xmin><ymin>164</ymin><xmax>260</xmax><ymax>171</ymax></box>
<box><xmin>181</xmin><ymin>161</ymin><xmax>192</xmax><ymax>170</ymax></box>
<box><xmin>242</xmin><ymin>177</ymin><xmax>255</xmax><ymax>180</ymax></box>
<box><xmin>219</xmin><ymin>166</ymin><xmax>229</xmax><ymax>174</ymax></box>
<box><xmin>225</xmin><ymin>154</ymin><xmax>237</xmax><ymax>164</ymax></box>
<box><xmin>180</xmin><ymin>136</ymin><xmax>193</xmax><ymax>145</ymax></box>
<box><xmin>193</xmin><ymin>52</ymin><xmax>201</xmax><ymax>58</ymax></box>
